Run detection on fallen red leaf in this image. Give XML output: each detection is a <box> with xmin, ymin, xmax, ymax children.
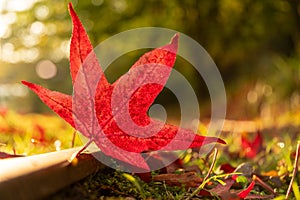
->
<box><xmin>22</xmin><ymin>3</ymin><xmax>225</xmax><ymax>170</ymax></box>
<box><xmin>241</xmin><ymin>131</ymin><xmax>263</xmax><ymax>158</ymax></box>
<box><xmin>32</xmin><ymin>124</ymin><xmax>47</xmax><ymax>144</ymax></box>
<box><xmin>209</xmin><ymin>179</ymin><xmax>241</xmax><ymax>199</ymax></box>
<box><xmin>0</xmin><ymin>151</ymin><xmax>24</xmax><ymax>159</ymax></box>
<box><xmin>238</xmin><ymin>180</ymin><xmax>255</xmax><ymax>198</ymax></box>
<box><xmin>220</xmin><ymin>163</ymin><xmax>236</xmax><ymax>173</ymax></box>
<box><xmin>0</xmin><ymin>106</ymin><xmax>7</xmax><ymax>117</ymax></box>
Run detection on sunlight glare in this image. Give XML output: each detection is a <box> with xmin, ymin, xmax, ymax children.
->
<box><xmin>0</xmin><ymin>0</ymin><xmax>40</xmax><ymax>37</ymax></box>
<box><xmin>5</xmin><ymin>0</ymin><xmax>38</xmax><ymax>12</ymax></box>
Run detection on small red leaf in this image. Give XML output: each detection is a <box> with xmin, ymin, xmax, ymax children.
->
<box><xmin>0</xmin><ymin>106</ymin><xmax>7</xmax><ymax>117</ymax></box>
<box><xmin>220</xmin><ymin>163</ymin><xmax>236</xmax><ymax>173</ymax></box>
<box><xmin>238</xmin><ymin>180</ymin><xmax>255</xmax><ymax>198</ymax></box>
<box><xmin>241</xmin><ymin>131</ymin><xmax>263</xmax><ymax>158</ymax></box>
<box><xmin>32</xmin><ymin>124</ymin><xmax>47</xmax><ymax>144</ymax></box>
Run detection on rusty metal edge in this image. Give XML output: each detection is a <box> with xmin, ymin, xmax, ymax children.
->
<box><xmin>0</xmin><ymin>148</ymin><xmax>105</xmax><ymax>200</ymax></box>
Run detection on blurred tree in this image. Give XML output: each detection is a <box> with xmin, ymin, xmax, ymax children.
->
<box><xmin>0</xmin><ymin>0</ymin><xmax>299</xmax><ymax>115</ymax></box>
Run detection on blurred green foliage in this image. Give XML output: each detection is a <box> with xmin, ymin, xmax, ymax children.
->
<box><xmin>0</xmin><ymin>0</ymin><xmax>299</xmax><ymax>117</ymax></box>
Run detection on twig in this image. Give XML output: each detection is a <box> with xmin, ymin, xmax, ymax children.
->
<box><xmin>286</xmin><ymin>141</ymin><xmax>300</xmax><ymax>199</ymax></box>
<box><xmin>186</xmin><ymin>148</ymin><xmax>218</xmax><ymax>200</ymax></box>
<box><xmin>204</xmin><ymin>148</ymin><xmax>218</xmax><ymax>181</ymax></box>
<box><xmin>253</xmin><ymin>175</ymin><xmax>276</xmax><ymax>196</ymax></box>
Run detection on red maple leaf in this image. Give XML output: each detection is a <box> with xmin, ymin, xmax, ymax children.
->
<box><xmin>22</xmin><ymin>3</ymin><xmax>225</xmax><ymax>170</ymax></box>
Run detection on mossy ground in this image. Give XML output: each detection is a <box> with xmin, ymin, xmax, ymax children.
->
<box><xmin>47</xmin><ymin>167</ymin><xmax>189</xmax><ymax>200</ymax></box>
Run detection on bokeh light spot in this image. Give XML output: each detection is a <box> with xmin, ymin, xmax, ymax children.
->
<box><xmin>247</xmin><ymin>90</ymin><xmax>258</xmax><ymax>104</ymax></box>
<box><xmin>30</xmin><ymin>21</ymin><xmax>46</xmax><ymax>35</ymax></box>
<box><xmin>91</xmin><ymin>0</ymin><xmax>104</xmax><ymax>6</ymax></box>
<box><xmin>36</xmin><ymin>60</ymin><xmax>57</xmax><ymax>79</ymax></box>
<box><xmin>35</xmin><ymin>5</ymin><xmax>50</xmax><ymax>20</ymax></box>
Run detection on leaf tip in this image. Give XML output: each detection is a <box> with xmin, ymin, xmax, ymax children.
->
<box><xmin>21</xmin><ymin>81</ymin><xmax>40</xmax><ymax>92</ymax></box>
<box><xmin>68</xmin><ymin>2</ymin><xmax>74</xmax><ymax>12</ymax></box>
<box><xmin>168</xmin><ymin>33</ymin><xmax>179</xmax><ymax>53</ymax></box>
<box><xmin>158</xmin><ymin>33</ymin><xmax>179</xmax><ymax>55</ymax></box>
<box><xmin>218</xmin><ymin>138</ymin><xmax>227</xmax><ymax>144</ymax></box>
<box><xmin>68</xmin><ymin>2</ymin><xmax>78</xmax><ymax>21</ymax></box>
<box><xmin>171</xmin><ymin>33</ymin><xmax>179</xmax><ymax>45</ymax></box>
<box><xmin>21</xmin><ymin>80</ymin><xmax>31</xmax><ymax>87</ymax></box>
<box><xmin>238</xmin><ymin>180</ymin><xmax>255</xmax><ymax>198</ymax></box>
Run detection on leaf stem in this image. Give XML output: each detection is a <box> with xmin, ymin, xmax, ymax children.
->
<box><xmin>253</xmin><ymin>175</ymin><xmax>276</xmax><ymax>196</ymax></box>
<box><xmin>71</xmin><ymin>130</ymin><xmax>77</xmax><ymax>148</ymax></box>
<box><xmin>68</xmin><ymin>139</ymin><xmax>93</xmax><ymax>163</ymax></box>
